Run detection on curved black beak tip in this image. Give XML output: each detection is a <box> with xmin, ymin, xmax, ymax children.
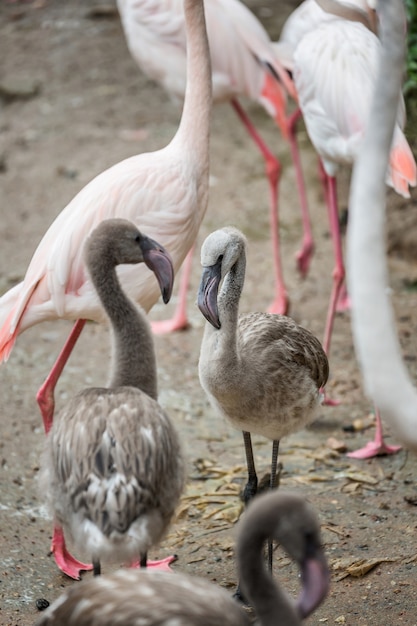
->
<box><xmin>197</xmin><ymin>264</ymin><xmax>222</xmax><ymax>329</ymax></box>
<box><xmin>142</xmin><ymin>237</ymin><xmax>174</xmax><ymax>304</ymax></box>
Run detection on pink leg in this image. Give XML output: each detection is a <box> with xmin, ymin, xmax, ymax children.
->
<box><xmin>287</xmin><ymin>109</ymin><xmax>315</xmax><ymax>278</ymax></box>
<box><xmin>318</xmin><ymin>159</ymin><xmax>350</xmax><ymax>313</ymax></box>
<box><xmin>231</xmin><ymin>99</ymin><xmax>288</xmax><ymax>315</ymax></box>
<box><xmin>322</xmin><ymin>175</ymin><xmax>345</xmax><ymax>357</ymax></box>
<box><xmin>130</xmin><ymin>555</ymin><xmax>178</xmax><ymax>573</ymax></box>
<box><xmin>51</xmin><ymin>524</ymin><xmax>93</xmax><ymax>580</ymax></box>
<box><xmin>321</xmin><ymin>174</ymin><xmax>346</xmax><ymax>407</ymax></box>
<box><xmin>151</xmin><ymin>248</ymin><xmax>193</xmax><ymax>335</ymax></box>
<box><xmin>347</xmin><ymin>408</ymin><xmax>402</xmax><ymax>459</ymax></box>
<box><xmin>37</xmin><ymin>319</ymin><xmax>86</xmax><ymax>434</ymax></box>
<box><xmin>38</xmin><ymin>320</ymin><xmax>93</xmax><ymax>579</ymax></box>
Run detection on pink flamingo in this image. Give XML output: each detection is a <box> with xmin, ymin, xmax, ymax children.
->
<box><xmin>0</xmin><ymin>0</ymin><xmax>211</xmax><ymax>577</ymax></box>
<box><xmin>273</xmin><ymin>0</ymin><xmax>378</xmax><ymax>291</ymax></box>
<box><xmin>291</xmin><ymin>1</ymin><xmax>416</xmax><ymax>455</ymax></box>
<box><xmin>117</xmin><ymin>0</ymin><xmax>310</xmax><ymax>333</ymax></box>
<box><xmin>348</xmin><ymin>0</ymin><xmax>417</xmax><ymax>455</ymax></box>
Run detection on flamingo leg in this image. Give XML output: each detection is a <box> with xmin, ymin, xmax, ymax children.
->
<box><xmin>233</xmin><ymin>430</ymin><xmax>259</xmax><ymax>605</ymax></box>
<box><xmin>347</xmin><ymin>407</ymin><xmax>402</xmax><ymax>459</ymax></box>
<box><xmin>319</xmin><ymin>174</ymin><xmax>347</xmax><ymax>407</ymax></box>
<box><xmin>40</xmin><ymin>321</ymin><xmax>93</xmax><ymax>580</ymax></box>
<box><xmin>318</xmin><ymin>160</ymin><xmax>350</xmax><ymax>312</ymax></box>
<box><xmin>231</xmin><ymin>99</ymin><xmax>288</xmax><ymax>315</ymax></box>
<box><xmin>268</xmin><ymin>439</ymin><xmax>280</xmax><ymax>572</ymax></box>
<box><xmin>37</xmin><ymin>319</ymin><xmax>86</xmax><ymax>434</ymax></box>
<box><xmin>322</xmin><ymin>175</ymin><xmax>346</xmax><ymax>357</ymax></box>
<box><xmin>287</xmin><ymin>109</ymin><xmax>315</xmax><ymax>278</ymax></box>
<box><xmin>151</xmin><ymin>248</ymin><xmax>194</xmax><ymax>335</ymax></box>
<box><xmin>242</xmin><ymin>430</ymin><xmax>258</xmax><ymax>505</ymax></box>
<box><xmin>51</xmin><ymin>524</ymin><xmax>93</xmax><ymax>580</ymax></box>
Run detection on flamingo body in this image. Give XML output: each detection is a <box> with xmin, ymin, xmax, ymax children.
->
<box><xmin>117</xmin><ymin>0</ymin><xmax>295</xmax><ymax>130</ymax></box>
<box><xmin>0</xmin><ymin>152</ymin><xmax>202</xmax><ymax>359</ymax></box>
<box><xmin>117</xmin><ymin>0</ymin><xmax>309</xmax><ymax>322</ymax></box>
<box><xmin>0</xmin><ymin>0</ymin><xmax>212</xmax><ymax>363</ymax></box>
<box><xmin>293</xmin><ymin>16</ymin><xmax>415</xmax><ymax>197</ymax></box>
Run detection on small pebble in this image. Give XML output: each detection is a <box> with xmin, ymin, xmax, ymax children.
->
<box><xmin>36</xmin><ymin>598</ymin><xmax>50</xmax><ymax>611</ymax></box>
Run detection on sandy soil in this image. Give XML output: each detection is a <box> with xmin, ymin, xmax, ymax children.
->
<box><xmin>1</xmin><ymin>1</ymin><xmax>417</xmax><ymax>625</ymax></box>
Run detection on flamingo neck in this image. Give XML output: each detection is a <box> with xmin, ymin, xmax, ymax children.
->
<box><xmin>172</xmin><ymin>0</ymin><xmax>212</xmax><ymax>168</ymax></box>
<box><xmin>237</xmin><ymin>514</ymin><xmax>300</xmax><ymax>626</ymax></box>
<box><xmin>91</xmin><ymin>262</ymin><xmax>157</xmax><ymax>400</ymax></box>
<box><xmin>219</xmin><ymin>253</ymin><xmax>245</xmax><ymax>322</ymax></box>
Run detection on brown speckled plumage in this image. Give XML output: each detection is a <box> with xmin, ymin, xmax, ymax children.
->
<box><xmin>197</xmin><ymin>227</ymin><xmax>329</xmax><ymax>592</ymax></box>
<box><xmin>40</xmin><ymin>219</ymin><xmax>185</xmax><ymax>571</ymax></box>
<box><xmin>35</xmin><ymin>491</ymin><xmax>329</xmax><ymax>626</ymax></box>
<box><xmin>198</xmin><ymin>226</ymin><xmax>328</xmax><ymax>443</ymax></box>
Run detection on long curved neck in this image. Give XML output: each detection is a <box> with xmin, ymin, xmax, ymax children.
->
<box><xmin>172</xmin><ymin>0</ymin><xmax>212</xmax><ymax>164</ymax></box>
<box><xmin>218</xmin><ymin>253</ymin><xmax>246</xmax><ymax>331</ymax></box>
<box><xmin>238</xmin><ymin>519</ymin><xmax>300</xmax><ymax>626</ymax></box>
<box><xmin>91</xmin><ymin>263</ymin><xmax>157</xmax><ymax>400</ymax></box>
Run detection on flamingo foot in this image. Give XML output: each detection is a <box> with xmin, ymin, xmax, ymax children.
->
<box><xmin>51</xmin><ymin>527</ymin><xmax>93</xmax><ymax>580</ymax></box>
<box><xmin>347</xmin><ymin>439</ymin><xmax>402</xmax><ymax>459</ymax></box>
<box><xmin>131</xmin><ymin>555</ymin><xmax>178</xmax><ymax>572</ymax></box>
<box><xmin>320</xmin><ymin>388</ymin><xmax>341</xmax><ymax>407</ymax></box>
<box><xmin>266</xmin><ymin>295</ymin><xmax>289</xmax><ymax>316</ymax></box>
<box><xmin>336</xmin><ymin>287</ymin><xmax>351</xmax><ymax>313</ymax></box>
<box><xmin>151</xmin><ymin>314</ymin><xmax>189</xmax><ymax>335</ymax></box>
<box><xmin>322</xmin><ymin>395</ymin><xmax>341</xmax><ymax>407</ymax></box>
<box><xmin>295</xmin><ymin>238</ymin><xmax>314</xmax><ymax>279</ymax></box>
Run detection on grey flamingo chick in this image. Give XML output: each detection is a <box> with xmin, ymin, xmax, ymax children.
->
<box><xmin>34</xmin><ymin>490</ymin><xmax>329</xmax><ymax>626</ymax></box>
<box><xmin>40</xmin><ymin>219</ymin><xmax>185</xmax><ymax>579</ymax></box>
<box><xmin>197</xmin><ymin>227</ymin><xmax>329</xmax><ymax>595</ymax></box>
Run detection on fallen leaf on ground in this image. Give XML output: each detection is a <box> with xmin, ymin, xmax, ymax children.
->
<box><xmin>338</xmin><ymin>470</ymin><xmax>380</xmax><ymax>485</ymax></box>
<box><xmin>326</xmin><ymin>437</ymin><xmax>347</xmax><ymax>452</ymax></box>
<box><xmin>332</xmin><ymin>556</ymin><xmax>397</xmax><ymax>580</ymax></box>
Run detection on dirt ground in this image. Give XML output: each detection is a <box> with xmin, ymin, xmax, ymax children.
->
<box><xmin>1</xmin><ymin>1</ymin><xmax>417</xmax><ymax>624</ymax></box>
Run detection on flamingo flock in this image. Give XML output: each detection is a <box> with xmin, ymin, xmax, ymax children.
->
<box><xmin>1</xmin><ymin>0</ymin><xmax>416</xmax><ymax>623</ymax></box>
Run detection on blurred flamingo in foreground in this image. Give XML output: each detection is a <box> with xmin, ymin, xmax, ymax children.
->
<box><xmin>117</xmin><ymin>0</ymin><xmax>311</xmax><ymax>332</ymax></box>
<box><xmin>0</xmin><ymin>0</ymin><xmax>210</xmax><ymax>481</ymax></box>
<box><xmin>348</xmin><ymin>0</ymin><xmax>417</xmax><ymax>455</ymax></box>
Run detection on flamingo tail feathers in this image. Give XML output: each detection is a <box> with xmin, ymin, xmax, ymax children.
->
<box><xmin>260</xmin><ymin>72</ymin><xmax>290</xmax><ymax>141</ymax></box>
<box><xmin>0</xmin><ymin>306</ymin><xmax>20</xmax><ymax>363</ymax></box>
<box><xmin>388</xmin><ymin>134</ymin><xmax>417</xmax><ymax>198</ymax></box>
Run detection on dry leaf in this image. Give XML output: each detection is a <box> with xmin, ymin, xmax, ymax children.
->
<box><xmin>326</xmin><ymin>437</ymin><xmax>347</xmax><ymax>452</ymax></box>
<box><xmin>294</xmin><ymin>473</ymin><xmax>335</xmax><ymax>484</ymax></box>
<box><xmin>339</xmin><ymin>470</ymin><xmax>380</xmax><ymax>485</ymax></box>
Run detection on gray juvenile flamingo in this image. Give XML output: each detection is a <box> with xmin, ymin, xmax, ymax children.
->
<box><xmin>40</xmin><ymin>219</ymin><xmax>185</xmax><ymax>580</ymax></box>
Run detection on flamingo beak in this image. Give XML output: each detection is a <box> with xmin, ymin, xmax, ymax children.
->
<box><xmin>197</xmin><ymin>261</ymin><xmax>222</xmax><ymax>329</ymax></box>
<box><xmin>141</xmin><ymin>236</ymin><xmax>174</xmax><ymax>304</ymax></box>
<box><xmin>297</xmin><ymin>551</ymin><xmax>330</xmax><ymax>619</ymax></box>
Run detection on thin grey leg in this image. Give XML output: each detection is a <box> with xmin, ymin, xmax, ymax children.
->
<box><xmin>268</xmin><ymin>439</ymin><xmax>280</xmax><ymax>571</ymax></box>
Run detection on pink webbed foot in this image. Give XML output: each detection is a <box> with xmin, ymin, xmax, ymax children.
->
<box><xmin>131</xmin><ymin>555</ymin><xmax>178</xmax><ymax>572</ymax></box>
<box><xmin>51</xmin><ymin>526</ymin><xmax>93</xmax><ymax>580</ymax></box>
<box><xmin>336</xmin><ymin>285</ymin><xmax>351</xmax><ymax>313</ymax></box>
<box><xmin>320</xmin><ymin>387</ymin><xmax>340</xmax><ymax>407</ymax></box>
<box><xmin>347</xmin><ymin>410</ymin><xmax>402</xmax><ymax>459</ymax></box>
<box><xmin>322</xmin><ymin>395</ymin><xmax>341</xmax><ymax>407</ymax></box>
<box><xmin>151</xmin><ymin>315</ymin><xmax>189</xmax><ymax>335</ymax></box>
<box><xmin>347</xmin><ymin>439</ymin><xmax>402</xmax><ymax>459</ymax></box>
<box><xmin>295</xmin><ymin>237</ymin><xmax>314</xmax><ymax>279</ymax></box>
